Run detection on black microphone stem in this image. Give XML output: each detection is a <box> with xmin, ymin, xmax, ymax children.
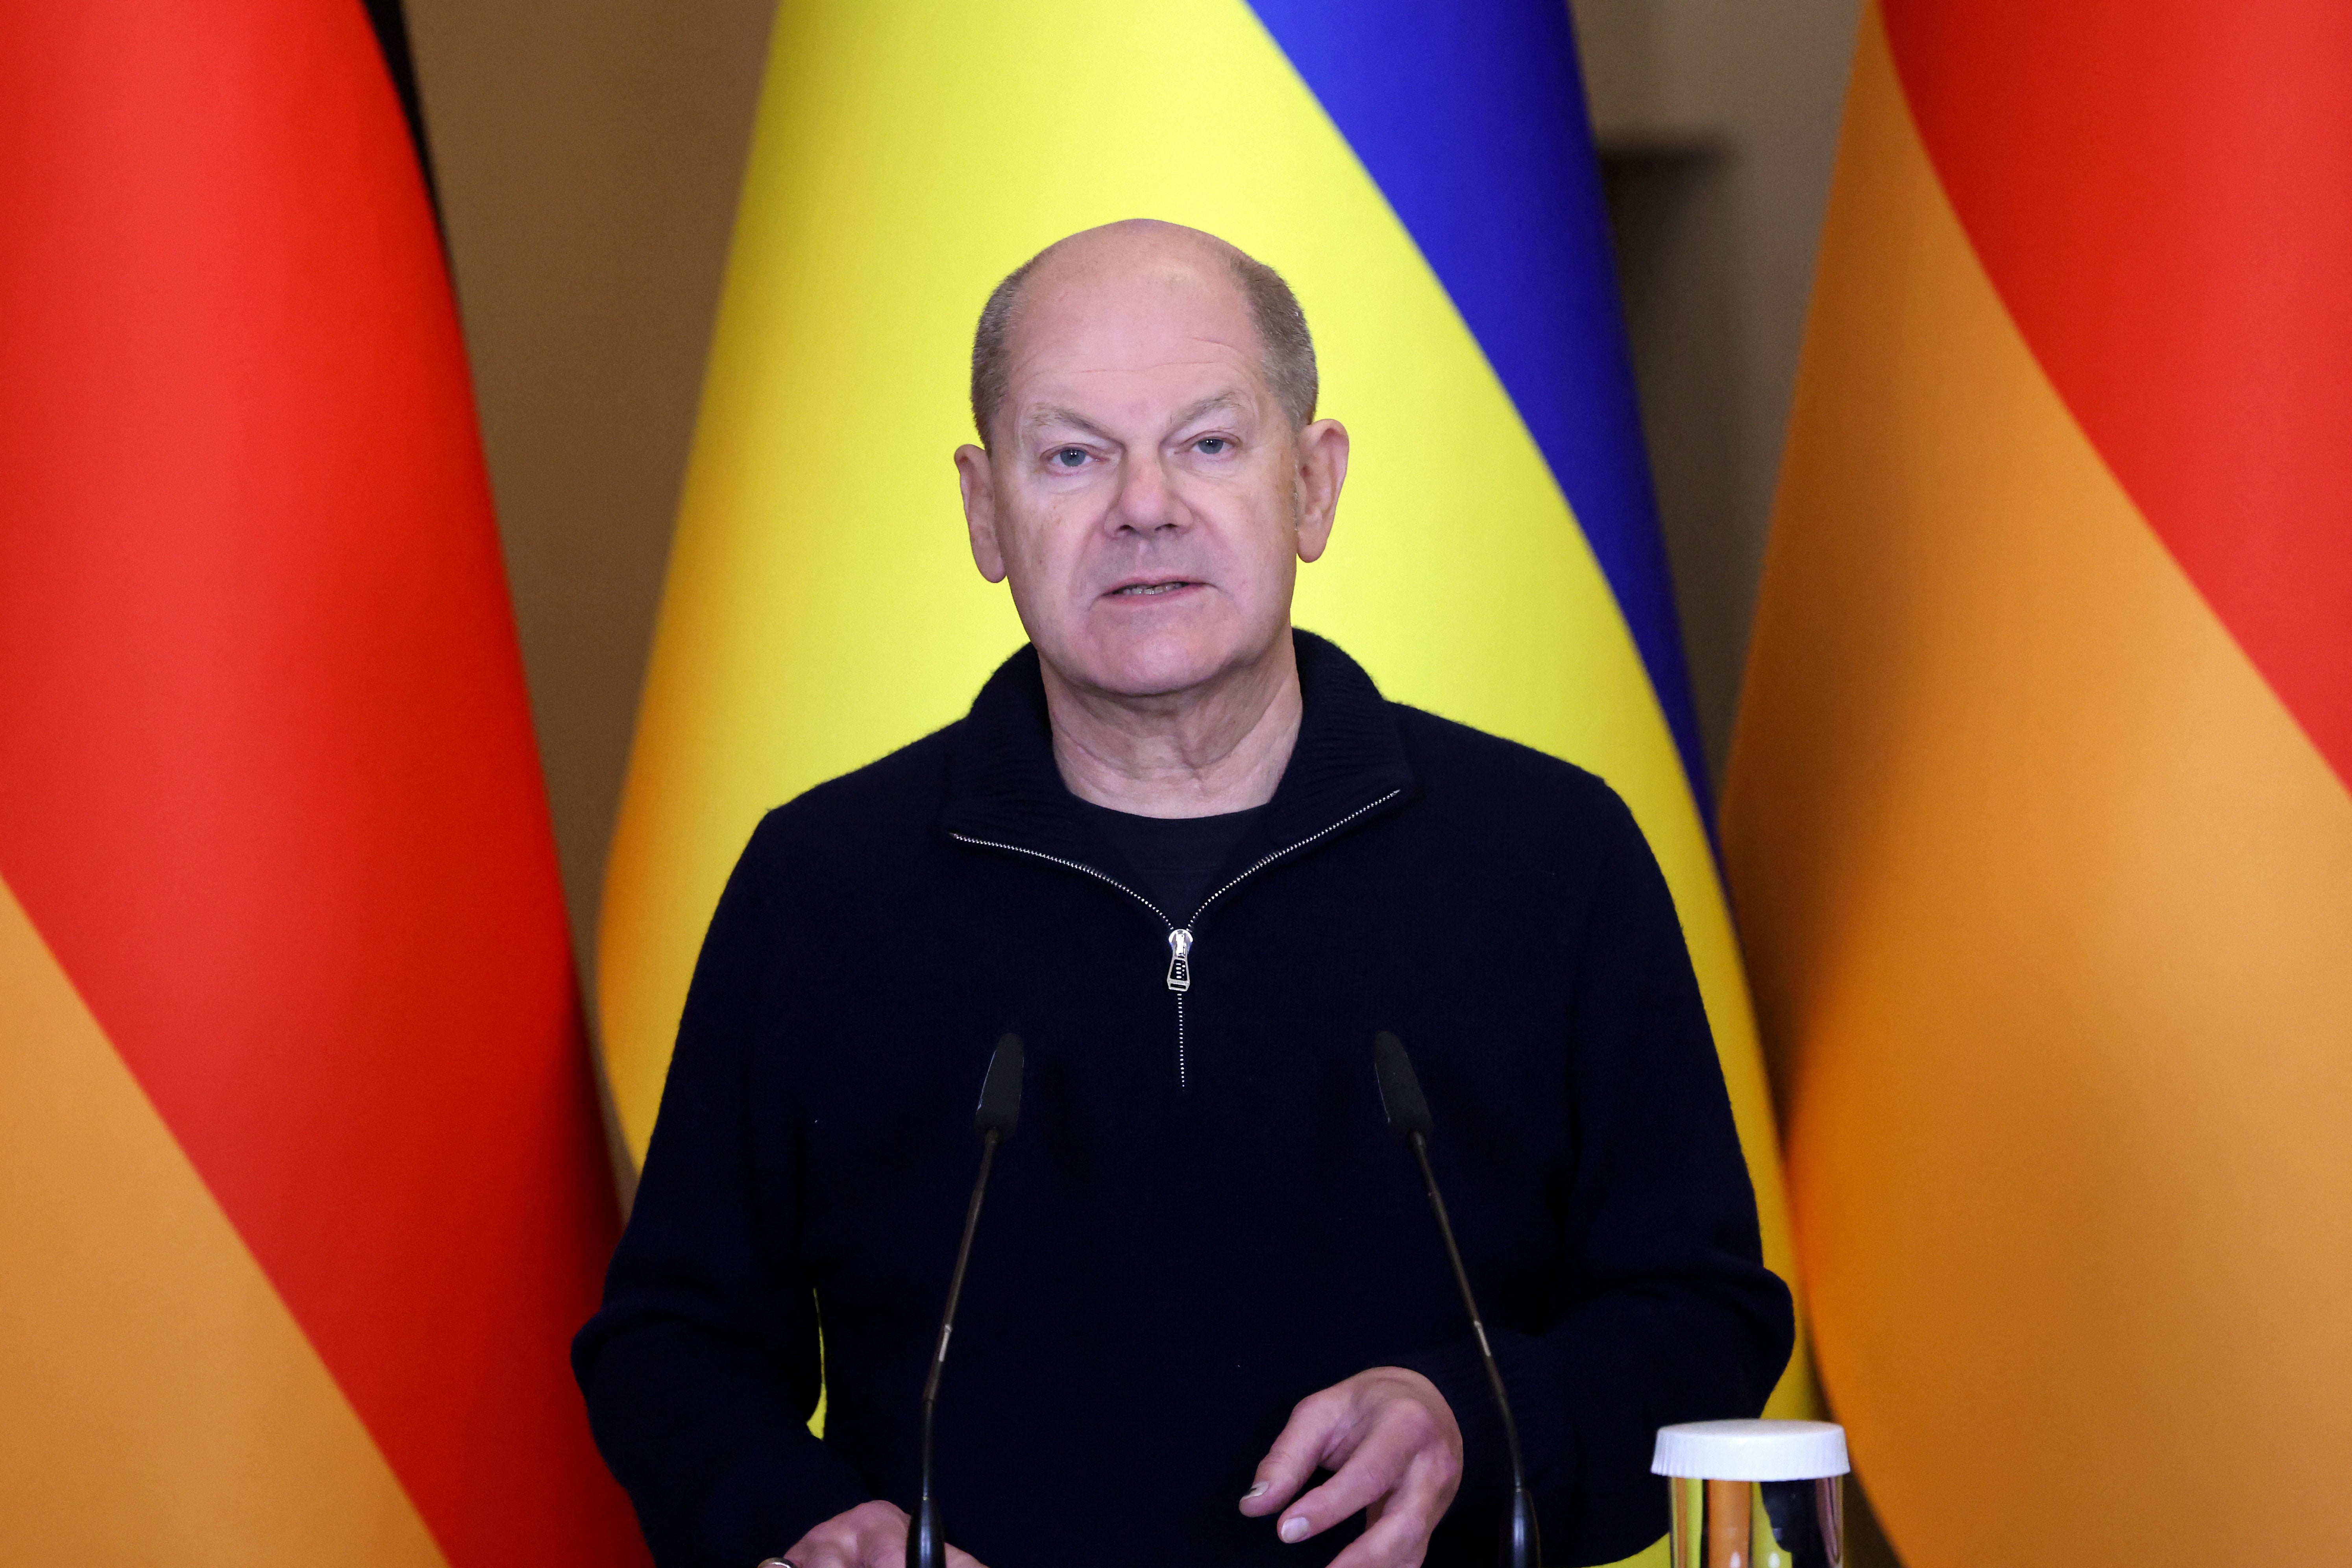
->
<box><xmin>1374</xmin><ymin>1031</ymin><xmax>1537</xmax><ymax>1568</ymax></box>
<box><xmin>910</xmin><ymin>1126</ymin><xmax>999</xmax><ymax>1568</ymax></box>
<box><xmin>920</xmin><ymin>1128</ymin><xmax>999</xmax><ymax>1460</ymax></box>
<box><xmin>909</xmin><ymin>1034</ymin><xmax>1022</xmax><ymax>1568</ymax></box>
<box><xmin>1407</xmin><ymin>1129</ymin><xmax>1529</xmax><ymax>1492</ymax></box>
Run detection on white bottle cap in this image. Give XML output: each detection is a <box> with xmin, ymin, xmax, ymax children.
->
<box><xmin>1651</xmin><ymin>1419</ymin><xmax>1849</xmax><ymax>1481</ymax></box>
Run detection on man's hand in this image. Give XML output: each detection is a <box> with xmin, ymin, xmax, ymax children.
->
<box><xmin>764</xmin><ymin>1500</ymin><xmax>989</xmax><ymax>1568</ymax></box>
<box><xmin>1239</xmin><ymin>1366</ymin><xmax>1463</xmax><ymax>1566</ymax></box>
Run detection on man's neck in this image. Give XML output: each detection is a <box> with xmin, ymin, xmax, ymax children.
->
<box><xmin>1043</xmin><ymin>634</ymin><xmax>1302</xmax><ymax>819</ymax></box>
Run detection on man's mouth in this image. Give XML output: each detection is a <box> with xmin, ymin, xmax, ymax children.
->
<box><xmin>1110</xmin><ymin>580</ymin><xmax>1198</xmax><ymax>597</ymax></box>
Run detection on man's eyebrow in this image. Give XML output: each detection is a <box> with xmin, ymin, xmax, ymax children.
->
<box><xmin>1169</xmin><ymin>391</ymin><xmax>1247</xmax><ymax>429</ymax></box>
<box><xmin>1021</xmin><ymin>405</ymin><xmax>1116</xmax><ymax>441</ymax></box>
<box><xmin>1020</xmin><ymin>392</ymin><xmax>1250</xmax><ymax>444</ymax></box>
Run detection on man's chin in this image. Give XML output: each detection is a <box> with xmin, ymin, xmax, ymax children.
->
<box><xmin>1045</xmin><ymin>629</ymin><xmax>1272</xmax><ymax>704</ymax></box>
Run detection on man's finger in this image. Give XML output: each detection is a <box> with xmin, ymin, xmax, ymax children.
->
<box><xmin>766</xmin><ymin>1549</ymin><xmax>854</xmax><ymax>1568</ymax></box>
<box><xmin>1241</xmin><ymin>1389</ymin><xmax>1352</xmax><ymax>1517</ymax></box>
<box><xmin>1331</xmin><ymin>1443</ymin><xmax>1463</xmax><ymax>1568</ymax></box>
<box><xmin>1271</xmin><ymin>1411</ymin><xmax>1423</xmax><ymax>1542</ymax></box>
<box><xmin>941</xmin><ymin>1548</ymin><xmax>990</xmax><ymax>1568</ymax></box>
<box><xmin>1323</xmin><ymin>1494</ymin><xmax>1444</xmax><ymax>1568</ymax></box>
<box><xmin>765</xmin><ymin>1548</ymin><xmax>853</xmax><ymax>1568</ymax></box>
<box><xmin>772</xmin><ymin>1498</ymin><xmax>918</xmax><ymax>1568</ymax></box>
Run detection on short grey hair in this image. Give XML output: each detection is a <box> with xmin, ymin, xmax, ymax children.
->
<box><xmin>969</xmin><ymin>235</ymin><xmax>1318</xmax><ymax>446</ymax></box>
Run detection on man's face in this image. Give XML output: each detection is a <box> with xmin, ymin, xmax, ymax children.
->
<box><xmin>956</xmin><ymin>243</ymin><xmax>1344</xmax><ymax>701</ymax></box>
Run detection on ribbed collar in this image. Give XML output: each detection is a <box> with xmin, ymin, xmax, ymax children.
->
<box><xmin>939</xmin><ymin>631</ymin><xmax>1415</xmax><ymax>864</ymax></box>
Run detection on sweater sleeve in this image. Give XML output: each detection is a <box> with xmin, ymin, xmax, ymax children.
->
<box><xmin>572</xmin><ymin>818</ymin><xmax>872</xmax><ymax>1566</ymax></box>
<box><xmin>1398</xmin><ymin>794</ymin><xmax>1794</xmax><ymax>1564</ymax></box>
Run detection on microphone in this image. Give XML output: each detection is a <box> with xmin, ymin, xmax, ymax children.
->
<box><xmin>1373</xmin><ymin>1031</ymin><xmax>1539</xmax><ymax>1568</ymax></box>
<box><xmin>909</xmin><ymin>1033</ymin><xmax>1024</xmax><ymax>1568</ymax></box>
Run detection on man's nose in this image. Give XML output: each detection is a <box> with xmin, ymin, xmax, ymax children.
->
<box><xmin>1108</xmin><ymin>450</ymin><xmax>1184</xmax><ymax>535</ymax></box>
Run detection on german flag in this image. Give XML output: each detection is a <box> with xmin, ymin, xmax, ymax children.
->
<box><xmin>1727</xmin><ymin>3</ymin><xmax>2351</xmax><ymax>1562</ymax></box>
<box><xmin>0</xmin><ymin>3</ymin><xmax>644</xmax><ymax>1561</ymax></box>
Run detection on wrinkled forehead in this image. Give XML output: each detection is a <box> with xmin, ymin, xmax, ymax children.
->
<box><xmin>1002</xmin><ymin>260</ymin><xmax>1270</xmax><ymax>415</ymax></box>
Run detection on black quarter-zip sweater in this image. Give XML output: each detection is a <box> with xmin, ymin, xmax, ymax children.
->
<box><xmin>575</xmin><ymin>633</ymin><xmax>1793</xmax><ymax>1568</ymax></box>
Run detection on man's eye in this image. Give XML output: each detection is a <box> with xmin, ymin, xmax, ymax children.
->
<box><xmin>1196</xmin><ymin>437</ymin><xmax>1230</xmax><ymax>456</ymax></box>
<box><xmin>1052</xmin><ymin>447</ymin><xmax>1087</xmax><ymax>468</ymax></box>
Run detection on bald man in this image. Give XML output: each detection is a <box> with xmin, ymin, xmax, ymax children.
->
<box><xmin>575</xmin><ymin>222</ymin><xmax>1792</xmax><ymax>1568</ymax></box>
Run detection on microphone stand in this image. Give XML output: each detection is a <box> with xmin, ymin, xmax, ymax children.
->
<box><xmin>1374</xmin><ymin>1032</ymin><xmax>1540</xmax><ymax>1568</ymax></box>
<box><xmin>909</xmin><ymin>1034</ymin><xmax>1023</xmax><ymax>1568</ymax></box>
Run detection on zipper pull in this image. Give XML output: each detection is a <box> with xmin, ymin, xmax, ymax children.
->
<box><xmin>1165</xmin><ymin>928</ymin><xmax>1193</xmax><ymax>992</ymax></box>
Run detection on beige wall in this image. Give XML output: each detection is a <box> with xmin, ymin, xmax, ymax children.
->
<box><xmin>1574</xmin><ymin>0</ymin><xmax>1862</xmax><ymax>783</ymax></box>
<box><xmin>405</xmin><ymin>0</ymin><xmax>778</xmax><ymax>974</ymax></box>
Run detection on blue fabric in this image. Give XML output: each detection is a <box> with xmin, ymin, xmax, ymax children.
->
<box><xmin>1244</xmin><ymin>0</ymin><xmax>1714</xmax><ymax>819</ymax></box>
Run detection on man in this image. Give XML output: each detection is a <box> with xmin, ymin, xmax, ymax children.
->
<box><xmin>575</xmin><ymin>220</ymin><xmax>1791</xmax><ymax>1568</ymax></box>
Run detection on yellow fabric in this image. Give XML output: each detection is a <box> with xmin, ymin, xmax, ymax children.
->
<box><xmin>598</xmin><ymin>4</ymin><xmax>1818</xmax><ymax>1538</ymax></box>
<box><xmin>1725</xmin><ymin>9</ymin><xmax>2352</xmax><ymax>1562</ymax></box>
<box><xmin>0</xmin><ymin>875</ymin><xmax>447</xmax><ymax>1564</ymax></box>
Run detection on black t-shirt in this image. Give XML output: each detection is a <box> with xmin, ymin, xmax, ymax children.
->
<box><xmin>1069</xmin><ymin>797</ymin><xmax>1263</xmax><ymax>921</ymax></box>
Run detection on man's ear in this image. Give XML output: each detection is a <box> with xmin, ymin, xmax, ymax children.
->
<box><xmin>1292</xmin><ymin>418</ymin><xmax>1349</xmax><ymax>564</ymax></box>
<box><xmin>956</xmin><ymin>443</ymin><xmax>1009</xmax><ymax>583</ymax></box>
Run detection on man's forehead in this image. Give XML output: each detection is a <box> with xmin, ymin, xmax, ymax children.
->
<box><xmin>1003</xmin><ymin>267</ymin><xmax>1264</xmax><ymax>415</ymax></box>
<box><xmin>1025</xmin><ymin>221</ymin><xmax>1242</xmax><ymax>302</ymax></box>
<box><xmin>1018</xmin><ymin>390</ymin><xmax>1252</xmax><ymax>440</ymax></box>
<box><xmin>1015</xmin><ymin>273</ymin><xmax>1250</xmax><ymax>354</ymax></box>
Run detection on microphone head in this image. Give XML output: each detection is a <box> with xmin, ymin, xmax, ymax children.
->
<box><xmin>974</xmin><ymin>1033</ymin><xmax>1024</xmax><ymax>1140</ymax></box>
<box><xmin>1372</xmin><ymin>1031</ymin><xmax>1433</xmax><ymax>1139</ymax></box>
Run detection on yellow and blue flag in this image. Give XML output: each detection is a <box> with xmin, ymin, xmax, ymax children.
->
<box><xmin>598</xmin><ymin>5</ymin><xmax>1818</xmax><ymax>1520</ymax></box>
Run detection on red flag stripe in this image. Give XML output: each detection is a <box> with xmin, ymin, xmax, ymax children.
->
<box><xmin>1883</xmin><ymin>0</ymin><xmax>2352</xmax><ymax>790</ymax></box>
<box><xmin>0</xmin><ymin>4</ymin><xmax>641</xmax><ymax>1562</ymax></box>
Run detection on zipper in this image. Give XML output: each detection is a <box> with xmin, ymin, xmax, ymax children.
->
<box><xmin>1174</xmin><ymin>787</ymin><xmax>1401</xmax><ymax>936</ymax></box>
<box><xmin>950</xmin><ymin>786</ymin><xmax>1401</xmax><ymax>1089</ymax></box>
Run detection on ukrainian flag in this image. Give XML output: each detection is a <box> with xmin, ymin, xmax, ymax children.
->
<box><xmin>598</xmin><ymin>0</ymin><xmax>1818</xmax><ymax>1519</ymax></box>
